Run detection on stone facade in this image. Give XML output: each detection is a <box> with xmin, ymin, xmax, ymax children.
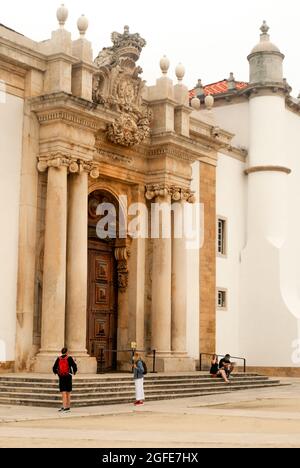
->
<box><xmin>0</xmin><ymin>8</ymin><xmax>231</xmax><ymax>374</ymax></box>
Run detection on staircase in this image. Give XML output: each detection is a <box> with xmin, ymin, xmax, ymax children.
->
<box><xmin>0</xmin><ymin>373</ymin><xmax>284</xmax><ymax>408</ymax></box>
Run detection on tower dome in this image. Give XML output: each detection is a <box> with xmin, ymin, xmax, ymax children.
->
<box><xmin>248</xmin><ymin>21</ymin><xmax>284</xmax><ymax>85</ymax></box>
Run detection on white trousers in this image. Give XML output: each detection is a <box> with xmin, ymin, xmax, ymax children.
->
<box><xmin>135</xmin><ymin>378</ymin><xmax>145</xmax><ymax>401</ymax></box>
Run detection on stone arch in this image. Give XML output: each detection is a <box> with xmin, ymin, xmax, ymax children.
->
<box><xmin>87</xmin><ymin>184</ymin><xmax>131</xmax><ymax>372</ymax></box>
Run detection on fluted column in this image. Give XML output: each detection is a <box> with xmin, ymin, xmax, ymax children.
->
<box><xmin>39</xmin><ymin>163</ymin><xmax>68</xmax><ymax>355</ymax></box>
<box><xmin>151</xmin><ymin>193</ymin><xmax>172</xmax><ymax>355</ymax></box>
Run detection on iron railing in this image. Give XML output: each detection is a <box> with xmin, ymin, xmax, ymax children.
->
<box><xmin>200</xmin><ymin>353</ymin><xmax>247</xmax><ymax>373</ymax></box>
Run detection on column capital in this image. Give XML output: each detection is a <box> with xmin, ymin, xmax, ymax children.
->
<box><xmin>37</xmin><ymin>155</ymin><xmax>101</xmax><ymax>179</ymax></box>
<box><xmin>145</xmin><ymin>184</ymin><xmax>196</xmax><ymax>203</ymax></box>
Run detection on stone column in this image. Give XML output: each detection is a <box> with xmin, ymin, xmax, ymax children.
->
<box><xmin>172</xmin><ymin>202</ymin><xmax>187</xmax><ymax>355</ymax></box>
<box><xmin>151</xmin><ymin>193</ymin><xmax>172</xmax><ymax>357</ymax></box>
<box><xmin>65</xmin><ymin>167</ymin><xmax>97</xmax><ymax>373</ymax></box>
<box><xmin>34</xmin><ymin>162</ymin><xmax>68</xmax><ymax>372</ymax></box>
<box><xmin>171</xmin><ymin>196</ymin><xmax>195</xmax><ymax>371</ymax></box>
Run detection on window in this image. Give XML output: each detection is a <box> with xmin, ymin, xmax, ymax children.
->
<box><xmin>217</xmin><ymin>289</ymin><xmax>228</xmax><ymax>310</ymax></box>
<box><xmin>217</xmin><ymin>217</ymin><xmax>227</xmax><ymax>256</ymax></box>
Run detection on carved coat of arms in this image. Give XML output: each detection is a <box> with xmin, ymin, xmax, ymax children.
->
<box><xmin>93</xmin><ymin>26</ymin><xmax>152</xmax><ymax>147</ymax></box>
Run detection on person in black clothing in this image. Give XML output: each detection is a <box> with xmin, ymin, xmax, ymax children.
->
<box><xmin>210</xmin><ymin>354</ymin><xmax>219</xmax><ymax>377</ymax></box>
<box><xmin>219</xmin><ymin>354</ymin><xmax>234</xmax><ymax>382</ymax></box>
<box><xmin>53</xmin><ymin>347</ymin><xmax>77</xmax><ymax>413</ymax></box>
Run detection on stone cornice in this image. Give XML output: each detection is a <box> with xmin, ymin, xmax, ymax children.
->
<box><xmin>245</xmin><ymin>165</ymin><xmax>292</xmax><ymax>175</ymax></box>
<box><xmin>149</xmin><ymin>132</ymin><xmax>218</xmax><ymax>163</ymax></box>
<box><xmin>29</xmin><ymin>92</ymin><xmax>117</xmax><ymax>131</ymax></box>
<box><xmin>0</xmin><ymin>36</ymin><xmax>47</xmax><ymax>71</ymax></box>
<box><xmin>36</xmin><ymin>108</ymin><xmax>99</xmax><ymax>131</ymax></box>
<box><xmin>220</xmin><ymin>145</ymin><xmax>248</xmax><ymax>163</ymax></box>
<box><xmin>46</xmin><ymin>52</ymin><xmax>78</xmax><ymax>65</ymax></box>
<box><xmin>190</xmin><ymin>117</ymin><xmax>234</xmax><ymax>148</ymax></box>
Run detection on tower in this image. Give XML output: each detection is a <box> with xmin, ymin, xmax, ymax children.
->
<box><xmin>240</xmin><ymin>22</ymin><xmax>297</xmax><ymax>369</ymax></box>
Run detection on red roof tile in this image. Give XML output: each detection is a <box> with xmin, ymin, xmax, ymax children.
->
<box><xmin>189</xmin><ymin>79</ymin><xmax>248</xmax><ymax>99</ymax></box>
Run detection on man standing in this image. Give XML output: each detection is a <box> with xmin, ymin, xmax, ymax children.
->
<box><xmin>53</xmin><ymin>348</ymin><xmax>77</xmax><ymax>413</ymax></box>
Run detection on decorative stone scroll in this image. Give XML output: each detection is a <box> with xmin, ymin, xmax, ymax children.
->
<box><xmin>37</xmin><ymin>156</ymin><xmax>101</xmax><ymax>180</ymax></box>
<box><xmin>145</xmin><ymin>185</ymin><xmax>196</xmax><ymax>204</ymax></box>
<box><xmin>114</xmin><ymin>247</ymin><xmax>130</xmax><ymax>293</ymax></box>
<box><xmin>93</xmin><ymin>26</ymin><xmax>152</xmax><ymax>147</ymax></box>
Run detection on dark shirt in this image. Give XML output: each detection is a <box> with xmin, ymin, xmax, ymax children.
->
<box><xmin>53</xmin><ymin>355</ymin><xmax>78</xmax><ymax>376</ymax></box>
<box><xmin>210</xmin><ymin>363</ymin><xmax>219</xmax><ymax>375</ymax></box>
<box><xmin>219</xmin><ymin>358</ymin><xmax>231</xmax><ymax>369</ymax></box>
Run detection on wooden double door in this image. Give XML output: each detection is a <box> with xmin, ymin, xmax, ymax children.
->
<box><xmin>87</xmin><ymin>240</ymin><xmax>118</xmax><ymax>372</ymax></box>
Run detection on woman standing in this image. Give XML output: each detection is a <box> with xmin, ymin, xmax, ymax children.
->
<box><xmin>133</xmin><ymin>352</ymin><xmax>145</xmax><ymax>406</ymax></box>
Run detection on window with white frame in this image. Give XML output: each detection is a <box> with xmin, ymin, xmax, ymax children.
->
<box><xmin>217</xmin><ymin>289</ymin><xmax>227</xmax><ymax>310</ymax></box>
<box><xmin>217</xmin><ymin>217</ymin><xmax>227</xmax><ymax>256</ymax></box>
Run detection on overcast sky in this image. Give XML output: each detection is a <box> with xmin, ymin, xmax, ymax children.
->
<box><xmin>2</xmin><ymin>0</ymin><xmax>300</xmax><ymax>94</ymax></box>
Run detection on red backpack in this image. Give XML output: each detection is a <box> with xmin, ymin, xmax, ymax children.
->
<box><xmin>58</xmin><ymin>356</ymin><xmax>70</xmax><ymax>376</ymax></box>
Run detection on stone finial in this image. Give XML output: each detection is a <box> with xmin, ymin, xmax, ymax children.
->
<box><xmin>228</xmin><ymin>72</ymin><xmax>236</xmax><ymax>91</ymax></box>
<box><xmin>205</xmin><ymin>94</ymin><xmax>214</xmax><ymax>110</ymax></box>
<box><xmin>77</xmin><ymin>14</ymin><xmax>89</xmax><ymax>37</ymax></box>
<box><xmin>160</xmin><ymin>55</ymin><xmax>170</xmax><ymax>75</ymax></box>
<box><xmin>260</xmin><ymin>20</ymin><xmax>270</xmax><ymax>36</ymax></box>
<box><xmin>175</xmin><ymin>63</ymin><xmax>185</xmax><ymax>83</ymax></box>
<box><xmin>191</xmin><ymin>97</ymin><xmax>201</xmax><ymax>110</ymax></box>
<box><xmin>57</xmin><ymin>4</ymin><xmax>68</xmax><ymax>28</ymax></box>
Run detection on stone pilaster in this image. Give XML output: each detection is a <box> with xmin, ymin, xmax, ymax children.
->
<box><xmin>199</xmin><ymin>162</ymin><xmax>216</xmax><ymax>354</ymax></box>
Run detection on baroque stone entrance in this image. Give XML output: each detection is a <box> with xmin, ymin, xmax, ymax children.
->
<box><xmin>87</xmin><ymin>241</ymin><xmax>118</xmax><ymax>372</ymax></box>
<box><xmin>87</xmin><ymin>191</ymin><xmax>119</xmax><ymax>372</ymax></box>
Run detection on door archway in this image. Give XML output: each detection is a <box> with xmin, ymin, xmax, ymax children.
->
<box><xmin>87</xmin><ymin>190</ymin><xmax>119</xmax><ymax>372</ymax></box>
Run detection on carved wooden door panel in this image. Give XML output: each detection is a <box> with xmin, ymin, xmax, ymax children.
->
<box><xmin>88</xmin><ymin>243</ymin><xmax>118</xmax><ymax>372</ymax></box>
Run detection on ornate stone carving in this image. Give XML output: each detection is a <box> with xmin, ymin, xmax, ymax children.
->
<box><xmin>145</xmin><ymin>185</ymin><xmax>196</xmax><ymax>203</ymax></box>
<box><xmin>93</xmin><ymin>26</ymin><xmax>152</xmax><ymax>147</ymax></box>
<box><xmin>114</xmin><ymin>247</ymin><xmax>130</xmax><ymax>293</ymax></box>
<box><xmin>37</xmin><ymin>156</ymin><xmax>101</xmax><ymax>179</ymax></box>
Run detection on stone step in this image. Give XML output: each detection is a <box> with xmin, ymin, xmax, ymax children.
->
<box><xmin>0</xmin><ymin>373</ymin><xmax>262</xmax><ymax>384</ymax></box>
<box><xmin>0</xmin><ymin>380</ymin><xmax>281</xmax><ymax>401</ymax></box>
<box><xmin>0</xmin><ymin>378</ymin><xmax>275</xmax><ymax>394</ymax></box>
<box><xmin>0</xmin><ymin>383</ymin><xmax>285</xmax><ymax>408</ymax></box>
<box><xmin>0</xmin><ymin>376</ymin><xmax>269</xmax><ymax>390</ymax></box>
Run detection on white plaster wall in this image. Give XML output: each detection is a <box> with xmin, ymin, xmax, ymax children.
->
<box><xmin>186</xmin><ymin>160</ymin><xmax>200</xmax><ymax>359</ymax></box>
<box><xmin>213</xmin><ymin>102</ymin><xmax>249</xmax><ymax>149</ymax></box>
<box><xmin>216</xmin><ymin>154</ymin><xmax>247</xmax><ymax>357</ymax></box>
<box><xmin>0</xmin><ymin>93</ymin><xmax>23</xmax><ymax>362</ymax></box>
<box><xmin>279</xmin><ymin>108</ymin><xmax>300</xmax><ymax>361</ymax></box>
<box><xmin>240</xmin><ymin>96</ymin><xmax>299</xmax><ymax>367</ymax></box>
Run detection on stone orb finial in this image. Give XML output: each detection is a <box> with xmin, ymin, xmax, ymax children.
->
<box><xmin>77</xmin><ymin>14</ymin><xmax>89</xmax><ymax>37</ymax></box>
<box><xmin>160</xmin><ymin>55</ymin><xmax>170</xmax><ymax>75</ymax></box>
<box><xmin>191</xmin><ymin>97</ymin><xmax>201</xmax><ymax>110</ymax></box>
<box><xmin>260</xmin><ymin>20</ymin><xmax>270</xmax><ymax>35</ymax></box>
<box><xmin>57</xmin><ymin>4</ymin><xmax>68</xmax><ymax>28</ymax></box>
<box><xmin>175</xmin><ymin>63</ymin><xmax>185</xmax><ymax>82</ymax></box>
<box><xmin>205</xmin><ymin>94</ymin><xmax>214</xmax><ymax>110</ymax></box>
